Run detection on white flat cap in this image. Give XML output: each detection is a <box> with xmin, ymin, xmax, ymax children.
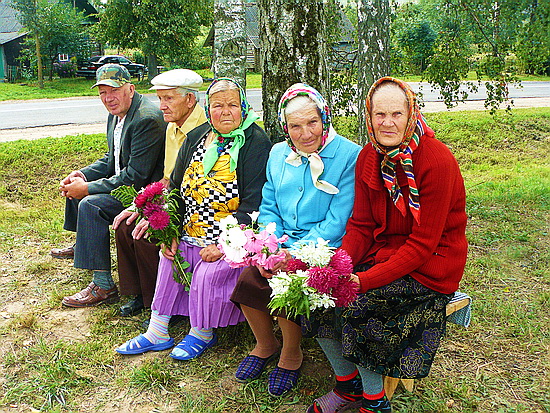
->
<box><xmin>149</xmin><ymin>69</ymin><xmax>203</xmax><ymax>91</ymax></box>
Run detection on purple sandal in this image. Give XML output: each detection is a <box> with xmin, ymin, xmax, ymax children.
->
<box><xmin>268</xmin><ymin>366</ymin><xmax>300</xmax><ymax>396</ymax></box>
<box><xmin>235</xmin><ymin>352</ymin><xmax>279</xmax><ymax>382</ymax></box>
<box><xmin>306</xmin><ymin>390</ymin><xmax>362</xmax><ymax>412</ymax></box>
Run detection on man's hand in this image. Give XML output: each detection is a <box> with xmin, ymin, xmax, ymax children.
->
<box><xmin>112</xmin><ymin>209</ymin><xmax>139</xmax><ymax>230</ymax></box>
<box><xmin>62</xmin><ymin>176</ymin><xmax>89</xmax><ymax>200</ymax></box>
<box><xmin>59</xmin><ymin>170</ymin><xmax>86</xmax><ymax>198</ymax></box>
<box><xmin>199</xmin><ymin>244</ymin><xmax>223</xmax><ymax>262</ymax></box>
<box><xmin>131</xmin><ymin>218</ymin><xmax>150</xmax><ymax>240</ymax></box>
<box><xmin>159</xmin><ymin>177</ymin><xmax>170</xmax><ymax>188</ymax></box>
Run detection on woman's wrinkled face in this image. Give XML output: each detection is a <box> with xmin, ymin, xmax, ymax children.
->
<box><xmin>371</xmin><ymin>87</ymin><xmax>410</xmax><ymax>147</ymax></box>
<box><xmin>286</xmin><ymin>106</ymin><xmax>324</xmax><ymax>154</ymax></box>
<box><xmin>209</xmin><ymin>89</ymin><xmax>242</xmax><ymax>134</ymax></box>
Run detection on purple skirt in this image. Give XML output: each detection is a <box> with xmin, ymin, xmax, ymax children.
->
<box><xmin>151</xmin><ymin>240</ymin><xmax>245</xmax><ymax>329</ymax></box>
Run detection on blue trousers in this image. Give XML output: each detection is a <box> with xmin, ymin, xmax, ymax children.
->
<box><xmin>64</xmin><ymin>194</ymin><xmax>124</xmax><ymax>271</ymax></box>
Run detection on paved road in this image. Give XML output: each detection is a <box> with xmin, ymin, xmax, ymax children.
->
<box><xmin>0</xmin><ymin>81</ymin><xmax>549</xmax><ymax>142</ymax></box>
<box><xmin>1</xmin><ymin>82</ymin><xmax>549</xmax><ymax>130</ymax></box>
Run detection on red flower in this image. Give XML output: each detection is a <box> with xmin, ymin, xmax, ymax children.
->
<box><xmin>143</xmin><ymin>203</ymin><xmax>164</xmax><ymax>219</ymax></box>
<box><xmin>306</xmin><ymin>266</ymin><xmax>339</xmax><ymax>295</ymax></box>
<box><xmin>134</xmin><ymin>192</ymin><xmax>148</xmax><ymax>209</ymax></box>
<box><xmin>148</xmin><ymin>210</ymin><xmax>170</xmax><ymax>230</ymax></box>
<box><xmin>286</xmin><ymin>258</ymin><xmax>308</xmax><ymax>273</ymax></box>
<box><xmin>331</xmin><ymin>278</ymin><xmax>358</xmax><ymax>307</ymax></box>
<box><xmin>329</xmin><ymin>249</ymin><xmax>354</xmax><ymax>275</ymax></box>
<box><xmin>142</xmin><ymin>181</ymin><xmax>165</xmax><ymax>201</ymax></box>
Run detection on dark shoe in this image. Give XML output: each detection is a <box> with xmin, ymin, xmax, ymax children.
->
<box><xmin>62</xmin><ymin>282</ymin><xmax>119</xmax><ymax>308</ymax></box>
<box><xmin>235</xmin><ymin>352</ymin><xmax>279</xmax><ymax>382</ymax></box>
<box><xmin>120</xmin><ymin>295</ymin><xmax>144</xmax><ymax>317</ymax></box>
<box><xmin>51</xmin><ymin>245</ymin><xmax>74</xmax><ymax>259</ymax></box>
<box><xmin>268</xmin><ymin>366</ymin><xmax>300</xmax><ymax>396</ymax></box>
<box><xmin>361</xmin><ymin>396</ymin><xmax>392</xmax><ymax>413</ymax></box>
<box><xmin>142</xmin><ymin>314</ymin><xmax>186</xmax><ymax>329</ymax></box>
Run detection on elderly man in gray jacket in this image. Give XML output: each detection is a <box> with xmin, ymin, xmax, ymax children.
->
<box><xmin>52</xmin><ymin>64</ymin><xmax>166</xmax><ymax>307</ymax></box>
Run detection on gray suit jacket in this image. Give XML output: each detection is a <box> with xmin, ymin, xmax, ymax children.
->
<box><xmin>81</xmin><ymin>92</ymin><xmax>167</xmax><ymax>194</ymax></box>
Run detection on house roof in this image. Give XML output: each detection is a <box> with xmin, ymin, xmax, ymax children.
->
<box><xmin>0</xmin><ymin>0</ymin><xmax>97</xmax><ymax>42</ymax></box>
<box><xmin>0</xmin><ymin>0</ymin><xmax>25</xmax><ymax>45</ymax></box>
<box><xmin>204</xmin><ymin>2</ymin><xmax>355</xmax><ymax>48</ymax></box>
<box><xmin>0</xmin><ymin>0</ymin><xmax>23</xmax><ymax>33</ymax></box>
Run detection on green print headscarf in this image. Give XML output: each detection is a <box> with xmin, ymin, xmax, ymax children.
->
<box><xmin>202</xmin><ymin>78</ymin><xmax>259</xmax><ymax>175</ymax></box>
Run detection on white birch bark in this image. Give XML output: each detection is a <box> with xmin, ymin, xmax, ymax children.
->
<box><xmin>259</xmin><ymin>0</ymin><xmax>330</xmax><ymax>142</ymax></box>
<box><xmin>213</xmin><ymin>0</ymin><xmax>247</xmax><ymax>88</ymax></box>
<box><xmin>357</xmin><ymin>0</ymin><xmax>391</xmax><ymax>145</ymax></box>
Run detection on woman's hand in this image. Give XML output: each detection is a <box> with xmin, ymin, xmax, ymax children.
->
<box><xmin>161</xmin><ymin>238</ymin><xmax>179</xmax><ymax>261</ymax></box>
<box><xmin>257</xmin><ymin>249</ymin><xmax>291</xmax><ymax>279</ymax></box>
<box><xmin>349</xmin><ymin>273</ymin><xmax>360</xmax><ymax>287</ymax></box>
<box><xmin>200</xmin><ymin>244</ymin><xmax>223</xmax><ymax>262</ymax></box>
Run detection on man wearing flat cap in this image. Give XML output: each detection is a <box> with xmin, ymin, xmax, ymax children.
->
<box><xmin>54</xmin><ymin>63</ymin><xmax>167</xmax><ymax>308</ymax></box>
<box><xmin>111</xmin><ymin>69</ymin><xmax>207</xmax><ymax>316</ymax></box>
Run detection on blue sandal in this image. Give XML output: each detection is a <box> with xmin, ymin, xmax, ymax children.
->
<box><xmin>116</xmin><ymin>334</ymin><xmax>175</xmax><ymax>355</ymax></box>
<box><xmin>169</xmin><ymin>333</ymin><xmax>218</xmax><ymax>361</ymax></box>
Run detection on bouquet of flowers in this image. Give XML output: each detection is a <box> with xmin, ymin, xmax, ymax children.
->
<box><xmin>218</xmin><ymin>212</ymin><xmax>289</xmax><ymax>270</ymax></box>
<box><xmin>267</xmin><ymin>238</ymin><xmax>358</xmax><ymax>319</ymax></box>
<box><xmin>111</xmin><ymin>182</ymin><xmax>192</xmax><ymax>287</ymax></box>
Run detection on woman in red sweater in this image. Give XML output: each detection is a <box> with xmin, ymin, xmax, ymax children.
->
<box><xmin>306</xmin><ymin>77</ymin><xmax>468</xmax><ymax>413</ymax></box>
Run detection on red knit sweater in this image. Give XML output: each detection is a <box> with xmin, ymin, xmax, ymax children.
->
<box><xmin>342</xmin><ymin>134</ymin><xmax>468</xmax><ymax>295</ymax></box>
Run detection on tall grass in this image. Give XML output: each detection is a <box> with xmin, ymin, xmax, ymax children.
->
<box><xmin>0</xmin><ymin>108</ymin><xmax>548</xmax><ymax>412</ymax></box>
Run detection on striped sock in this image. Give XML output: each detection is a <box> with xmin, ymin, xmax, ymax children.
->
<box><xmin>188</xmin><ymin>327</ymin><xmax>214</xmax><ymax>342</ymax></box>
<box><xmin>334</xmin><ymin>370</ymin><xmax>363</xmax><ymax>401</ymax></box>
<box><xmin>359</xmin><ymin>390</ymin><xmax>391</xmax><ymax>413</ymax></box>
<box><xmin>143</xmin><ymin>310</ymin><xmax>171</xmax><ymax>344</ymax></box>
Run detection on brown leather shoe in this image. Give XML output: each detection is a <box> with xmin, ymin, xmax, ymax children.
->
<box><xmin>51</xmin><ymin>245</ymin><xmax>75</xmax><ymax>259</ymax></box>
<box><xmin>62</xmin><ymin>282</ymin><xmax>119</xmax><ymax>308</ymax></box>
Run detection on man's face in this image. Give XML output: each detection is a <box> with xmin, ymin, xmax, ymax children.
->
<box><xmin>157</xmin><ymin>89</ymin><xmax>194</xmax><ymax>126</ymax></box>
<box><xmin>98</xmin><ymin>83</ymin><xmax>135</xmax><ymax>118</ymax></box>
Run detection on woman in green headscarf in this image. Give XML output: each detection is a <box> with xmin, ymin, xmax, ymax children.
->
<box><xmin>116</xmin><ymin>78</ymin><xmax>272</xmax><ymax>360</ymax></box>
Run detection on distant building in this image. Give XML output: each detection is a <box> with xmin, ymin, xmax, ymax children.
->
<box><xmin>0</xmin><ymin>0</ymin><xmax>98</xmax><ymax>82</ymax></box>
<box><xmin>204</xmin><ymin>1</ymin><xmax>357</xmax><ymax>73</ymax></box>
<box><xmin>0</xmin><ymin>0</ymin><xmax>26</xmax><ymax>81</ymax></box>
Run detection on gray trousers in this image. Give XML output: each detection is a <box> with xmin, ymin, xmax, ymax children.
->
<box><xmin>64</xmin><ymin>194</ymin><xmax>124</xmax><ymax>271</ymax></box>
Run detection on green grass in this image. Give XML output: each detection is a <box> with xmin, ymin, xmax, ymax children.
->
<box><xmin>0</xmin><ymin>108</ymin><xmax>549</xmax><ymax>412</ymax></box>
<box><xmin>0</xmin><ymin>72</ymin><xmax>263</xmax><ymax>101</ymax></box>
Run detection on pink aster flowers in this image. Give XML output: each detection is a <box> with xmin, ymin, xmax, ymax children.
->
<box><xmin>111</xmin><ymin>182</ymin><xmax>191</xmax><ymax>287</ymax></box>
<box><xmin>218</xmin><ymin>213</ymin><xmax>288</xmax><ymax>270</ymax></box>
<box><xmin>267</xmin><ymin>238</ymin><xmax>358</xmax><ymax>318</ymax></box>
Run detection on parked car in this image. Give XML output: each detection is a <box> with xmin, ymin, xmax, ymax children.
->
<box><xmin>76</xmin><ymin>55</ymin><xmax>148</xmax><ymax>80</ymax></box>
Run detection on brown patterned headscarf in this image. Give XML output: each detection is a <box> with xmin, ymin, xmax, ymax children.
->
<box><xmin>365</xmin><ymin>77</ymin><xmax>434</xmax><ymax>225</ymax></box>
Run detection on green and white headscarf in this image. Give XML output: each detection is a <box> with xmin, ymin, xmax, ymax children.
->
<box><xmin>203</xmin><ymin>77</ymin><xmax>259</xmax><ymax>175</ymax></box>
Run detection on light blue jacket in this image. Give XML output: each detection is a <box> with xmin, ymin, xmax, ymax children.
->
<box><xmin>259</xmin><ymin>134</ymin><xmax>361</xmax><ymax>248</ymax></box>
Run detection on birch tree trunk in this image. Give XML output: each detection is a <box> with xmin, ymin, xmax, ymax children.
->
<box><xmin>213</xmin><ymin>0</ymin><xmax>247</xmax><ymax>89</ymax></box>
<box><xmin>357</xmin><ymin>0</ymin><xmax>391</xmax><ymax>145</ymax></box>
<box><xmin>259</xmin><ymin>0</ymin><xmax>330</xmax><ymax>142</ymax></box>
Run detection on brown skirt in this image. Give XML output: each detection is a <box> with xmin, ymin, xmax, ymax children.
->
<box><xmin>230</xmin><ymin>266</ymin><xmax>272</xmax><ymax>312</ymax></box>
<box><xmin>230</xmin><ymin>266</ymin><xmax>297</xmax><ymax>322</ymax></box>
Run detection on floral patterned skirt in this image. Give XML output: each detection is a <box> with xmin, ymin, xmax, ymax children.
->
<box><xmin>302</xmin><ymin>274</ymin><xmax>453</xmax><ymax>379</ymax></box>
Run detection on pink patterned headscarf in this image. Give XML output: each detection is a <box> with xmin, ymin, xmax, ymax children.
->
<box><xmin>277</xmin><ymin>83</ymin><xmax>339</xmax><ymax>194</ymax></box>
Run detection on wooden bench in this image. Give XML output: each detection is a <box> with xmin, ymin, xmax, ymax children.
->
<box><xmin>383</xmin><ymin>294</ymin><xmax>471</xmax><ymax>399</ymax></box>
